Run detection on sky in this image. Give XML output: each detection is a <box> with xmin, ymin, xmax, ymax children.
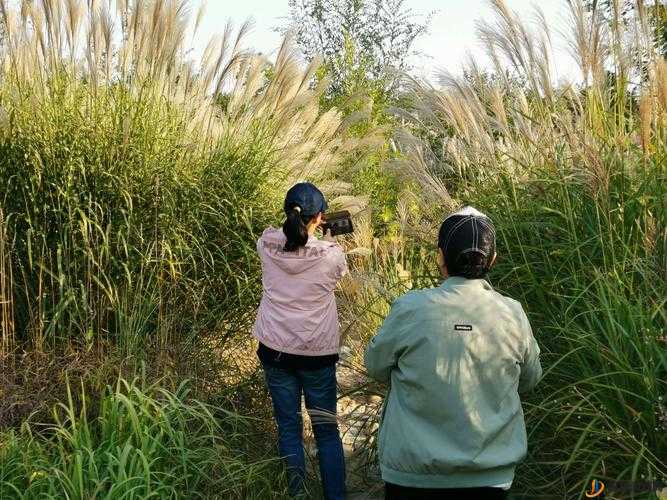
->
<box><xmin>190</xmin><ymin>0</ymin><xmax>580</xmax><ymax>84</ymax></box>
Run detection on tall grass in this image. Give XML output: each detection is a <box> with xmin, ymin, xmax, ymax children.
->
<box><xmin>0</xmin><ymin>2</ymin><xmax>361</xmax><ymax>497</ymax></box>
<box><xmin>1</xmin><ymin>0</ymin><xmax>664</xmax><ymax>498</ymax></box>
<box><xmin>0</xmin><ymin>377</ymin><xmax>285</xmax><ymax>499</ymax></box>
<box><xmin>382</xmin><ymin>0</ymin><xmax>666</xmax><ymax>497</ymax></box>
<box><xmin>0</xmin><ymin>0</ymin><xmax>356</xmax><ymax>355</ymax></box>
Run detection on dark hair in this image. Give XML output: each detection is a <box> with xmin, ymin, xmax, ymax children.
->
<box><xmin>443</xmin><ymin>251</ymin><xmax>492</xmax><ymax>279</ymax></box>
<box><xmin>282</xmin><ymin>205</ymin><xmax>310</xmax><ymax>252</ymax></box>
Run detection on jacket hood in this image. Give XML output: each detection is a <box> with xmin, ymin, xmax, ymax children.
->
<box><xmin>258</xmin><ymin>227</ymin><xmax>336</xmax><ymax>275</ymax></box>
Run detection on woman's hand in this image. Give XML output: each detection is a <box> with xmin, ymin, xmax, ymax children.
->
<box><xmin>322</xmin><ymin>227</ymin><xmax>336</xmax><ymax>242</ymax></box>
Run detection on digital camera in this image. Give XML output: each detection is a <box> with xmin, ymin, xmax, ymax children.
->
<box><xmin>321</xmin><ymin>210</ymin><xmax>354</xmax><ymax>236</ymax></box>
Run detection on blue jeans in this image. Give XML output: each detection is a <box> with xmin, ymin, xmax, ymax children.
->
<box><xmin>262</xmin><ymin>363</ymin><xmax>346</xmax><ymax>499</ymax></box>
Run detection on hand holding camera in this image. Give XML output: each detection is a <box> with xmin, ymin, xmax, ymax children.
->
<box><xmin>320</xmin><ymin>210</ymin><xmax>354</xmax><ymax>237</ymax></box>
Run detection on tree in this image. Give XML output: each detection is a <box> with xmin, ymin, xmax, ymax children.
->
<box><xmin>281</xmin><ymin>1</ymin><xmax>431</xmax><ymax>237</ymax></box>
<box><xmin>285</xmin><ymin>0</ymin><xmax>431</xmax><ymax>96</ymax></box>
<box><xmin>586</xmin><ymin>0</ymin><xmax>667</xmax><ymax>57</ymax></box>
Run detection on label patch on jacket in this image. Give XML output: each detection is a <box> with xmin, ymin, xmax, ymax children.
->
<box><xmin>454</xmin><ymin>324</ymin><xmax>473</xmax><ymax>332</ymax></box>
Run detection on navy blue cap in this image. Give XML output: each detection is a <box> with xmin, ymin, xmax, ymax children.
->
<box><xmin>284</xmin><ymin>183</ymin><xmax>328</xmax><ymax>217</ymax></box>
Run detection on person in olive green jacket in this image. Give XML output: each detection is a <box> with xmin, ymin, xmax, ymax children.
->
<box><xmin>365</xmin><ymin>207</ymin><xmax>542</xmax><ymax>500</ymax></box>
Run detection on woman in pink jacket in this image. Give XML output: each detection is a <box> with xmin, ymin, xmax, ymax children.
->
<box><xmin>254</xmin><ymin>182</ymin><xmax>348</xmax><ymax>499</ymax></box>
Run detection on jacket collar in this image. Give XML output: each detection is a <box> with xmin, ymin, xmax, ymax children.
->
<box><xmin>439</xmin><ymin>276</ymin><xmax>493</xmax><ymax>291</ymax></box>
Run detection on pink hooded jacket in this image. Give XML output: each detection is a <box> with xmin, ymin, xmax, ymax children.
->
<box><xmin>253</xmin><ymin>227</ymin><xmax>348</xmax><ymax>356</ymax></box>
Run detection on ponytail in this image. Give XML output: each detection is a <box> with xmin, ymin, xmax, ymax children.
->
<box><xmin>283</xmin><ymin>205</ymin><xmax>309</xmax><ymax>252</ymax></box>
<box><xmin>450</xmin><ymin>251</ymin><xmax>490</xmax><ymax>279</ymax></box>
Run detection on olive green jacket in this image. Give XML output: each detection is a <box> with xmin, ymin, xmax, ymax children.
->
<box><xmin>365</xmin><ymin>276</ymin><xmax>542</xmax><ymax>488</ymax></box>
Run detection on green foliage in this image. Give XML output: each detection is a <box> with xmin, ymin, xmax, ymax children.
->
<box><xmin>1</xmin><ymin>1</ymin><xmax>665</xmax><ymax>498</ymax></box>
<box><xmin>0</xmin><ymin>378</ymin><xmax>285</xmax><ymax>499</ymax></box>
<box><xmin>0</xmin><ymin>76</ymin><xmax>269</xmax><ymax>352</ymax></box>
<box><xmin>0</xmin><ymin>3</ymin><xmax>354</xmax><ymax>495</ymax></box>
<box><xmin>350</xmin><ymin>160</ymin><xmax>400</xmax><ymax>233</ymax></box>
<box><xmin>286</xmin><ymin>0</ymin><xmax>430</xmax><ymax>240</ymax></box>
<box><xmin>585</xmin><ymin>0</ymin><xmax>667</xmax><ymax>57</ymax></box>
<box><xmin>286</xmin><ymin>0</ymin><xmax>431</xmax><ymax>96</ymax></box>
<box><xmin>0</xmin><ymin>1</ymin><xmax>352</xmax><ymax>354</ymax></box>
<box><xmin>656</xmin><ymin>2</ymin><xmax>667</xmax><ymax>56</ymax></box>
<box><xmin>341</xmin><ymin>1</ymin><xmax>667</xmax><ymax>496</ymax></box>
<box><xmin>473</xmin><ymin>148</ymin><xmax>666</xmax><ymax>499</ymax></box>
